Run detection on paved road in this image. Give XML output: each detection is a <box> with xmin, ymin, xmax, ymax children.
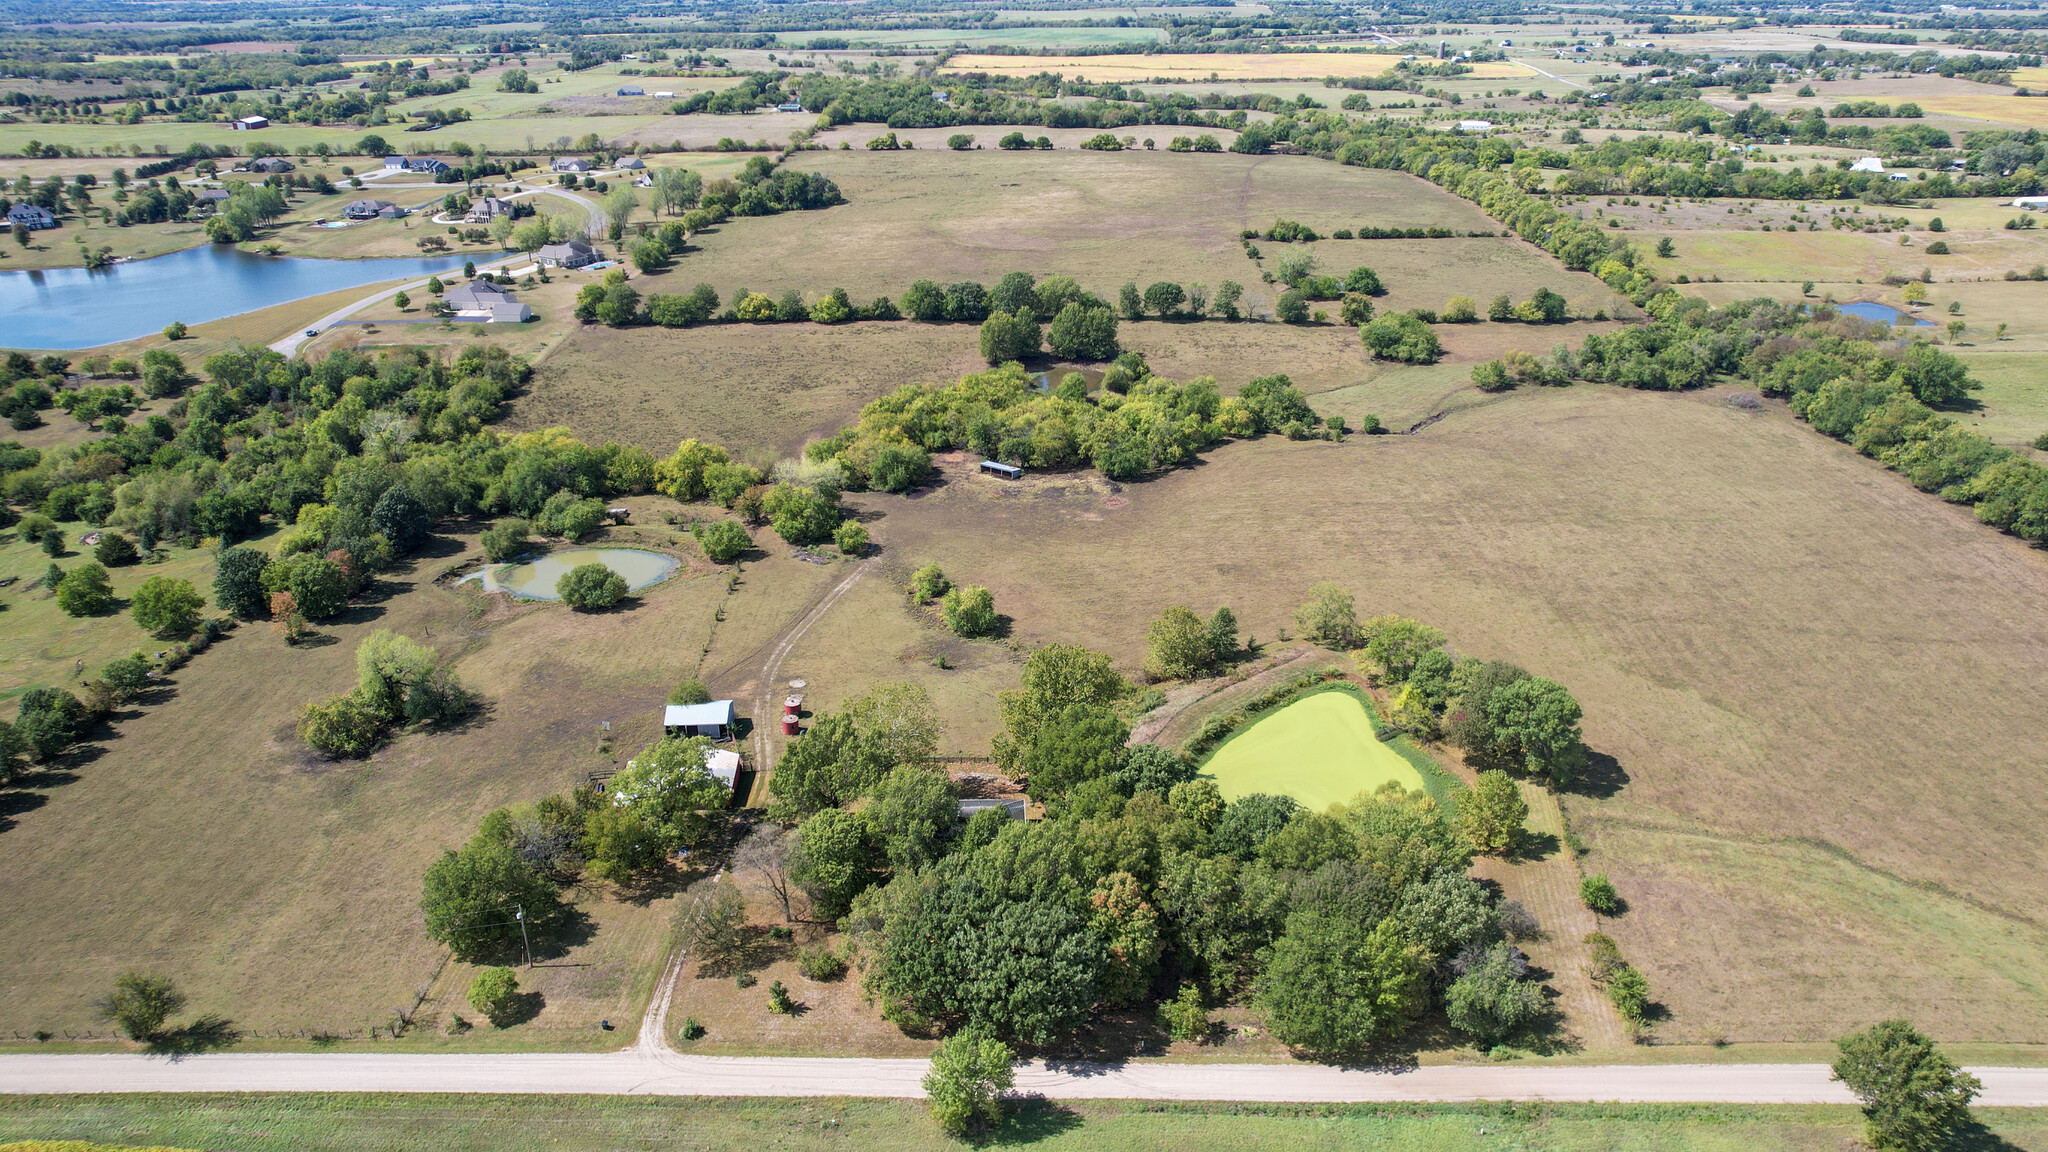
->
<box><xmin>3</xmin><ymin>1054</ymin><xmax>2046</xmax><ymax>1103</ymax></box>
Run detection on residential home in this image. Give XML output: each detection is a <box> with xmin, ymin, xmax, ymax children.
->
<box><xmin>463</xmin><ymin>196</ymin><xmax>514</xmax><ymax>223</ymax></box>
<box><xmin>551</xmin><ymin>156</ymin><xmax>591</xmax><ymax>173</ymax></box>
<box><xmin>193</xmin><ymin>189</ymin><xmax>232</xmax><ymax>213</ymax></box>
<box><xmin>536</xmin><ymin>238</ymin><xmax>598</xmax><ymax>268</ymax></box>
<box><xmin>383</xmin><ymin>155</ymin><xmax>409</xmax><ymax>169</ymax></box>
<box><xmin>408</xmin><ymin>157</ymin><xmax>451</xmax><ymax>175</ymax></box>
<box><xmin>248</xmin><ymin>157</ymin><xmax>295</xmax><ymax>173</ymax></box>
<box><xmin>444</xmin><ymin>279</ymin><xmax>515</xmax><ymax>310</ymax></box>
<box><xmin>617</xmin><ymin>85</ymin><xmax>645</xmax><ymax>96</ymax></box>
<box><xmin>6</xmin><ymin>204</ymin><xmax>56</xmax><ymax>230</ymax></box>
<box><xmin>616</xmin><ymin>157</ymin><xmax>645</xmax><ymax>170</ymax></box>
<box><xmin>342</xmin><ymin>198</ymin><xmax>399</xmax><ymax>220</ymax></box>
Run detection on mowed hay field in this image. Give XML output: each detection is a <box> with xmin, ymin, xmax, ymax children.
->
<box><xmin>845</xmin><ymin>384</ymin><xmax>2048</xmax><ymax>1043</ymax></box>
<box><xmin>944</xmin><ymin>52</ymin><xmax>1540</xmax><ymax>81</ymax></box>
<box><xmin>518</xmin><ymin>150</ymin><xmax>1611</xmax><ymax>457</ymax></box>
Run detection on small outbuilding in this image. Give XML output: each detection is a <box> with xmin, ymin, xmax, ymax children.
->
<box><xmin>775</xmin><ymin>101</ymin><xmax>804</xmax><ymax>113</ymax></box>
<box><xmin>979</xmin><ymin>460</ymin><xmax>1022</xmax><ymax>480</ymax></box>
<box><xmin>1850</xmin><ymin>156</ymin><xmax>1885</xmax><ymax>173</ymax></box>
<box><xmin>959</xmin><ymin>798</ymin><xmax>1027</xmax><ymax>821</ymax></box>
<box><xmin>703</xmin><ymin>748</ymin><xmax>742</xmax><ymax>790</ymax></box>
<box><xmin>664</xmin><ymin>699</ymin><xmax>736</xmax><ymax>739</ymax></box>
<box><xmin>232</xmin><ymin>115</ymin><xmax>269</xmax><ymax>130</ymax></box>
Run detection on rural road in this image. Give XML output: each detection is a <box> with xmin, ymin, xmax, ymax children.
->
<box><xmin>3</xmin><ymin>1053</ymin><xmax>2047</xmax><ymax>1104</ymax></box>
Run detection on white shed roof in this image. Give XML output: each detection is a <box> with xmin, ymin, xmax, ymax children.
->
<box><xmin>665</xmin><ymin>700</ymin><xmax>735</xmax><ymax>727</ymax></box>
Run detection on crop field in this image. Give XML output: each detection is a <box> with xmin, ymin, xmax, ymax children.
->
<box><xmin>1201</xmin><ymin>688</ymin><xmax>1426</xmax><ymax>812</ymax></box>
<box><xmin>843</xmin><ymin>382</ymin><xmax>2048</xmax><ymax>1043</ymax></box>
<box><xmin>8</xmin><ymin>1096</ymin><xmax>2048</xmax><ymax>1152</ymax></box>
<box><xmin>943</xmin><ymin>52</ymin><xmax>1540</xmax><ymax>81</ymax></box>
<box><xmin>822</xmin><ymin>25</ymin><xmax>1168</xmax><ymax>47</ymax></box>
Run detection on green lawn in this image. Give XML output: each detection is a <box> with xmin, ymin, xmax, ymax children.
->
<box><xmin>4</xmin><ymin>1095</ymin><xmax>2046</xmax><ymax>1152</ymax></box>
<box><xmin>1201</xmin><ymin>688</ymin><xmax>1425</xmax><ymax>813</ymax></box>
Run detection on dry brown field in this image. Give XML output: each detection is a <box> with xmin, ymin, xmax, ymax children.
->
<box><xmin>841</xmin><ymin>383</ymin><xmax>2048</xmax><ymax>1044</ymax></box>
<box><xmin>943</xmin><ymin>52</ymin><xmax>1541</xmax><ymax>82</ymax></box>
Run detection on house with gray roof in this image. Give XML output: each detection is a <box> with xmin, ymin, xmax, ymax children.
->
<box><xmin>463</xmin><ymin>196</ymin><xmax>514</xmax><ymax>223</ymax></box>
<box><xmin>551</xmin><ymin>156</ymin><xmax>592</xmax><ymax>173</ymax></box>
<box><xmin>536</xmin><ymin>238</ymin><xmax>598</xmax><ymax>268</ymax></box>
<box><xmin>248</xmin><ymin>157</ymin><xmax>295</xmax><ymax>173</ymax></box>
<box><xmin>7</xmin><ymin>204</ymin><xmax>56</xmax><ymax>230</ymax></box>
<box><xmin>342</xmin><ymin>198</ymin><xmax>403</xmax><ymax>220</ymax></box>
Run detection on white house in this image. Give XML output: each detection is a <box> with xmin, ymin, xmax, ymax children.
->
<box><xmin>664</xmin><ymin>700</ymin><xmax>736</xmax><ymax>739</ymax></box>
<box><xmin>1458</xmin><ymin>119</ymin><xmax>1494</xmax><ymax>131</ymax></box>
<box><xmin>1850</xmin><ymin>156</ymin><xmax>1885</xmax><ymax>173</ymax></box>
<box><xmin>2012</xmin><ymin>196</ymin><xmax>2048</xmax><ymax>211</ymax></box>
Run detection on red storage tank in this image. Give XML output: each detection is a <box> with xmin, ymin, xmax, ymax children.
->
<box><xmin>781</xmin><ymin>713</ymin><xmax>800</xmax><ymax>736</ymax></box>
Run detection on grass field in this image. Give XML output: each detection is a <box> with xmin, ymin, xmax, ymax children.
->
<box><xmin>6</xmin><ymin>1096</ymin><xmax>2048</xmax><ymax>1152</ymax></box>
<box><xmin>1201</xmin><ymin>688</ymin><xmax>1426</xmax><ymax>812</ymax></box>
<box><xmin>843</xmin><ymin>382</ymin><xmax>2048</xmax><ymax>1043</ymax></box>
<box><xmin>943</xmin><ymin>52</ymin><xmax>1539</xmax><ymax>81</ymax></box>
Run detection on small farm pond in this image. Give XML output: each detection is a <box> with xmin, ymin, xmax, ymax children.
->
<box><xmin>459</xmin><ymin>547</ymin><xmax>678</xmax><ymax>601</ymax></box>
<box><xmin>1836</xmin><ymin>301</ymin><xmax>1934</xmax><ymax>327</ymax></box>
<box><xmin>1202</xmin><ymin>690</ymin><xmax>1426</xmax><ymax>813</ymax></box>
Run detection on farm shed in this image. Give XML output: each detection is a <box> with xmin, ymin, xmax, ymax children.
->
<box><xmin>664</xmin><ymin>700</ymin><xmax>736</xmax><ymax>739</ymax></box>
<box><xmin>979</xmin><ymin>460</ymin><xmax>1022</xmax><ymax>480</ymax></box>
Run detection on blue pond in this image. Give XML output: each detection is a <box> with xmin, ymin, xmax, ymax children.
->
<box><xmin>1836</xmin><ymin>300</ymin><xmax>1934</xmax><ymax>328</ymax></box>
<box><xmin>0</xmin><ymin>244</ymin><xmax>477</xmax><ymax>350</ymax></box>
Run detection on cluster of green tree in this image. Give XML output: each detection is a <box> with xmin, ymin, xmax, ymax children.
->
<box><xmin>651</xmin><ymin>437</ymin><xmax>856</xmax><ymax>548</ymax></box>
<box><xmin>775</xmin><ymin>645</ymin><xmax>1542</xmax><ymax>1055</ymax></box>
<box><xmin>797</xmin><ymin>74</ymin><xmax>1254</xmax><ymax>132</ymax></box>
<box><xmin>298</xmin><ymin>630</ymin><xmax>471</xmax><ymax>758</ymax></box>
<box><xmin>200</xmin><ymin>181</ymin><xmax>288</xmax><ymax>243</ymax></box>
<box><xmin>698</xmin><ymin>153</ymin><xmax>843</xmax><ymax>218</ymax></box>
<box><xmin>421</xmin><ymin>732</ymin><xmax>731</xmax><ymax>962</ymax></box>
<box><xmin>815</xmin><ymin>360</ymin><xmax>1323</xmax><ymax>481</ymax></box>
<box><xmin>1829</xmin><ymin>99</ymin><xmax>1925</xmax><ymax>118</ymax></box>
<box><xmin>670</xmin><ymin>70</ymin><xmax>794</xmax><ymax>115</ymax></box>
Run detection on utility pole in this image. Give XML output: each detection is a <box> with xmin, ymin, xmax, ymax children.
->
<box><xmin>516</xmin><ymin>904</ymin><xmax>532</xmax><ymax>968</ymax></box>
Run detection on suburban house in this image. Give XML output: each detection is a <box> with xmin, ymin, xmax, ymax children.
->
<box><xmin>407</xmin><ymin>157</ymin><xmax>451</xmax><ymax>175</ymax></box>
<box><xmin>247</xmin><ymin>157</ymin><xmax>295</xmax><ymax>173</ymax></box>
<box><xmin>664</xmin><ymin>700</ymin><xmax>736</xmax><ymax>740</ymax></box>
<box><xmin>463</xmin><ymin>196</ymin><xmax>514</xmax><ymax>223</ymax></box>
<box><xmin>193</xmin><ymin>188</ymin><xmax>231</xmax><ymax>213</ymax></box>
<box><xmin>616</xmin><ymin>85</ymin><xmax>645</xmax><ymax>96</ymax></box>
<box><xmin>7</xmin><ymin>203</ymin><xmax>56</xmax><ymax>230</ymax></box>
<box><xmin>616</xmin><ymin>156</ymin><xmax>645</xmax><ymax>170</ymax></box>
<box><xmin>536</xmin><ymin>238</ymin><xmax>598</xmax><ymax>268</ymax></box>
<box><xmin>342</xmin><ymin>198</ymin><xmax>404</xmax><ymax>220</ymax></box>
<box><xmin>445</xmin><ymin>279</ymin><xmax>533</xmax><ymax>322</ymax></box>
<box><xmin>551</xmin><ymin>156</ymin><xmax>591</xmax><ymax>173</ymax></box>
<box><xmin>231</xmin><ymin>115</ymin><xmax>269</xmax><ymax>130</ymax></box>
<box><xmin>383</xmin><ymin>155</ymin><xmax>410</xmax><ymax>169</ymax></box>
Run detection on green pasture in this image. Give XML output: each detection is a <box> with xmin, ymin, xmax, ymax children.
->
<box><xmin>1202</xmin><ymin>687</ymin><xmax>1426</xmax><ymax>813</ymax></box>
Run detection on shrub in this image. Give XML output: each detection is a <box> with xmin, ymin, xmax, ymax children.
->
<box><xmin>941</xmin><ymin>584</ymin><xmax>997</xmax><ymax>637</ymax></box>
<box><xmin>94</xmin><ymin>971</ymin><xmax>185</xmax><ymax>1041</ymax></box>
<box><xmin>1442</xmin><ymin>296</ymin><xmax>1478</xmax><ymax>322</ymax></box>
<box><xmin>557</xmin><ymin>562</ymin><xmax>628</xmax><ymax>610</ymax></box>
<box><xmin>1605</xmin><ymin>963</ymin><xmax>1650</xmax><ymax>1023</ymax></box>
<box><xmin>94</xmin><ymin>532</ymin><xmax>139</xmax><ymax>566</ymax></box>
<box><xmin>668</xmin><ymin>677</ymin><xmax>711</xmax><ymax>705</ymax></box>
<box><xmin>213</xmin><ymin>546</ymin><xmax>270</xmax><ymax>618</ymax></box>
<box><xmin>55</xmin><ymin>562</ymin><xmax>114</xmax><ymax>617</ymax></box>
<box><xmin>1157</xmin><ymin>981</ymin><xmax>1211</xmax><ymax>1042</ymax></box>
<box><xmin>298</xmin><ymin>692</ymin><xmax>386</xmax><ymax>758</ymax></box>
<box><xmin>695</xmin><ymin>519</ymin><xmax>751</xmax><ymax>562</ymax></box>
<box><xmin>797</xmin><ymin>944</ymin><xmax>848</xmax><ymax>981</ymax></box>
<box><xmin>833</xmin><ymin>520</ymin><xmax>869</xmax><ymax>555</ymax></box>
<box><xmin>1275</xmin><ymin>289</ymin><xmax>1310</xmax><ymax>324</ymax></box>
<box><xmin>101</xmin><ymin>651</ymin><xmax>153</xmax><ymax>701</ymax></box>
<box><xmin>1360</xmin><ymin>314</ymin><xmax>1443</xmax><ymax>363</ymax></box>
<box><xmin>131</xmin><ymin>576</ymin><xmax>204</xmax><ymax>638</ymax></box>
<box><xmin>768</xmin><ymin>979</ymin><xmax>796</xmax><ymax>1014</ymax></box>
<box><xmin>1924</xmin><ymin>240</ymin><xmax>1950</xmax><ymax>255</ymax></box>
<box><xmin>480</xmin><ymin>519</ymin><xmax>530</xmax><ymax>563</ymax></box>
<box><xmin>1579</xmin><ymin>873</ymin><xmax>1621</xmax><ymax>915</ymax></box>
<box><xmin>468</xmin><ymin>966</ymin><xmax>521</xmax><ymax>1026</ymax></box>
<box><xmin>923</xmin><ymin>1032</ymin><xmax>1015</xmax><ymax>1137</ymax></box>
<box><xmin>909</xmin><ymin>564</ymin><xmax>950</xmax><ymax>602</ymax></box>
